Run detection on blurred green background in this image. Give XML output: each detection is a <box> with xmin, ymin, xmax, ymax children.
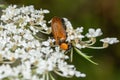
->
<box><xmin>0</xmin><ymin>0</ymin><xmax>120</xmax><ymax>80</ymax></box>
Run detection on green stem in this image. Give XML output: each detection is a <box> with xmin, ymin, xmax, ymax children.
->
<box><xmin>87</xmin><ymin>46</ymin><xmax>106</xmax><ymax>49</ymax></box>
<box><xmin>46</xmin><ymin>73</ymin><xmax>49</xmax><ymax>80</ymax></box>
<box><xmin>74</xmin><ymin>47</ymin><xmax>98</xmax><ymax>65</ymax></box>
<box><xmin>50</xmin><ymin>73</ymin><xmax>55</xmax><ymax>80</ymax></box>
<box><xmin>70</xmin><ymin>48</ymin><xmax>73</xmax><ymax>62</ymax></box>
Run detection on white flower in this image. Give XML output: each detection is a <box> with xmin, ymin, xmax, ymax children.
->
<box><xmin>36</xmin><ymin>60</ymin><xmax>51</xmax><ymax>74</ymax></box>
<box><xmin>41</xmin><ymin>38</ymin><xmax>55</xmax><ymax>46</ymax></box>
<box><xmin>42</xmin><ymin>9</ymin><xmax>50</xmax><ymax>13</ymax></box>
<box><xmin>76</xmin><ymin>44</ymin><xmax>85</xmax><ymax>49</ymax></box>
<box><xmin>66</xmin><ymin>26</ymin><xmax>84</xmax><ymax>42</ymax></box>
<box><xmin>75</xmin><ymin>71</ymin><xmax>86</xmax><ymax>77</ymax></box>
<box><xmin>57</xmin><ymin>61</ymin><xmax>75</xmax><ymax>76</ymax></box>
<box><xmin>31</xmin><ymin>75</ymin><xmax>40</xmax><ymax>80</ymax></box>
<box><xmin>63</xmin><ymin>18</ymin><xmax>85</xmax><ymax>42</ymax></box>
<box><xmin>57</xmin><ymin>60</ymin><xmax>85</xmax><ymax>77</ymax></box>
<box><xmin>1</xmin><ymin>5</ymin><xmax>18</xmax><ymax>21</ymax></box>
<box><xmin>75</xmin><ymin>27</ymin><xmax>84</xmax><ymax>33</ymax></box>
<box><xmin>0</xmin><ymin>65</ymin><xmax>12</xmax><ymax>79</ymax></box>
<box><xmin>23</xmin><ymin>31</ymin><xmax>34</xmax><ymax>40</ymax></box>
<box><xmin>21</xmin><ymin>61</ymin><xmax>32</xmax><ymax>79</ymax></box>
<box><xmin>40</xmin><ymin>47</ymin><xmax>53</xmax><ymax>55</ymax></box>
<box><xmin>100</xmin><ymin>37</ymin><xmax>119</xmax><ymax>44</ymax></box>
<box><xmin>1</xmin><ymin>5</ymin><xmax>49</xmax><ymax>32</ymax></box>
<box><xmin>86</xmin><ymin>28</ymin><xmax>103</xmax><ymax>38</ymax></box>
<box><xmin>30</xmin><ymin>26</ymin><xmax>39</xmax><ymax>35</ymax></box>
<box><xmin>42</xmin><ymin>41</ymin><xmax>50</xmax><ymax>46</ymax></box>
<box><xmin>63</xmin><ymin>17</ymin><xmax>73</xmax><ymax>30</ymax></box>
<box><xmin>39</xmin><ymin>21</ymin><xmax>49</xmax><ymax>30</ymax></box>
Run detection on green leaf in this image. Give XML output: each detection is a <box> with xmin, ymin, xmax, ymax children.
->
<box><xmin>74</xmin><ymin>47</ymin><xmax>98</xmax><ymax>65</ymax></box>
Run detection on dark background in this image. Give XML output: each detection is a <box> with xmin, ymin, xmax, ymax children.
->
<box><xmin>0</xmin><ymin>0</ymin><xmax>120</xmax><ymax>80</ymax></box>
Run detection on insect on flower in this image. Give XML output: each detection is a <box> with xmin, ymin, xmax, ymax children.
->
<box><xmin>51</xmin><ymin>16</ymin><xmax>69</xmax><ymax>50</ymax></box>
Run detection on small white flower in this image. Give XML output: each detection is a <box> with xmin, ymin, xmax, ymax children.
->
<box><xmin>40</xmin><ymin>47</ymin><xmax>53</xmax><ymax>55</ymax></box>
<box><xmin>13</xmin><ymin>35</ymin><xmax>22</xmax><ymax>42</ymax></box>
<box><xmin>36</xmin><ymin>60</ymin><xmax>48</xmax><ymax>74</ymax></box>
<box><xmin>39</xmin><ymin>21</ymin><xmax>48</xmax><ymax>31</ymax></box>
<box><xmin>75</xmin><ymin>71</ymin><xmax>86</xmax><ymax>77</ymax></box>
<box><xmin>42</xmin><ymin>38</ymin><xmax>55</xmax><ymax>46</ymax></box>
<box><xmin>76</xmin><ymin>44</ymin><xmax>85</xmax><ymax>49</ymax></box>
<box><xmin>66</xmin><ymin>27</ymin><xmax>84</xmax><ymax>42</ymax></box>
<box><xmin>86</xmin><ymin>28</ymin><xmax>103</xmax><ymax>38</ymax></box>
<box><xmin>63</xmin><ymin>18</ymin><xmax>73</xmax><ymax>30</ymax></box>
<box><xmin>31</xmin><ymin>75</ymin><xmax>40</xmax><ymax>80</ymax></box>
<box><xmin>1</xmin><ymin>5</ymin><xmax>18</xmax><ymax>21</ymax></box>
<box><xmin>22</xmin><ymin>61</ymin><xmax>32</xmax><ymax>79</ymax></box>
<box><xmin>30</xmin><ymin>26</ymin><xmax>39</xmax><ymax>35</ymax></box>
<box><xmin>67</xmin><ymin>35</ymin><xmax>74</xmax><ymax>41</ymax></box>
<box><xmin>23</xmin><ymin>32</ymin><xmax>34</xmax><ymax>40</ymax></box>
<box><xmin>42</xmin><ymin>9</ymin><xmax>50</xmax><ymax>13</ymax></box>
<box><xmin>100</xmin><ymin>37</ymin><xmax>119</xmax><ymax>44</ymax></box>
<box><xmin>75</xmin><ymin>27</ymin><xmax>84</xmax><ymax>33</ymax></box>
<box><xmin>42</xmin><ymin>41</ymin><xmax>50</xmax><ymax>46</ymax></box>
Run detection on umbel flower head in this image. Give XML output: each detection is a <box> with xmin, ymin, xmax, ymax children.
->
<box><xmin>0</xmin><ymin>5</ymin><xmax>119</xmax><ymax>80</ymax></box>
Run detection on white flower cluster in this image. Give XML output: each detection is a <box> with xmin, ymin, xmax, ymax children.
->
<box><xmin>1</xmin><ymin>5</ymin><xmax>49</xmax><ymax>33</ymax></box>
<box><xmin>63</xmin><ymin>18</ymin><xmax>119</xmax><ymax>49</ymax></box>
<box><xmin>0</xmin><ymin>5</ymin><xmax>86</xmax><ymax>80</ymax></box>
<box><xmin>100</xmin><ymin>37</ymin><xmax>119</xmax><ymax>44</ymax></box>
<box><xmin>86</xmin><ymin>28</ymin><xmax>103</xmax><ymax>38</ymax></box>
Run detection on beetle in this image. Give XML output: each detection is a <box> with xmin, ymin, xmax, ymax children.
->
<box><xmin>51</xmin><ymin>16</ymin><xmax>69</xmax><ymax>50</ymax></box>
